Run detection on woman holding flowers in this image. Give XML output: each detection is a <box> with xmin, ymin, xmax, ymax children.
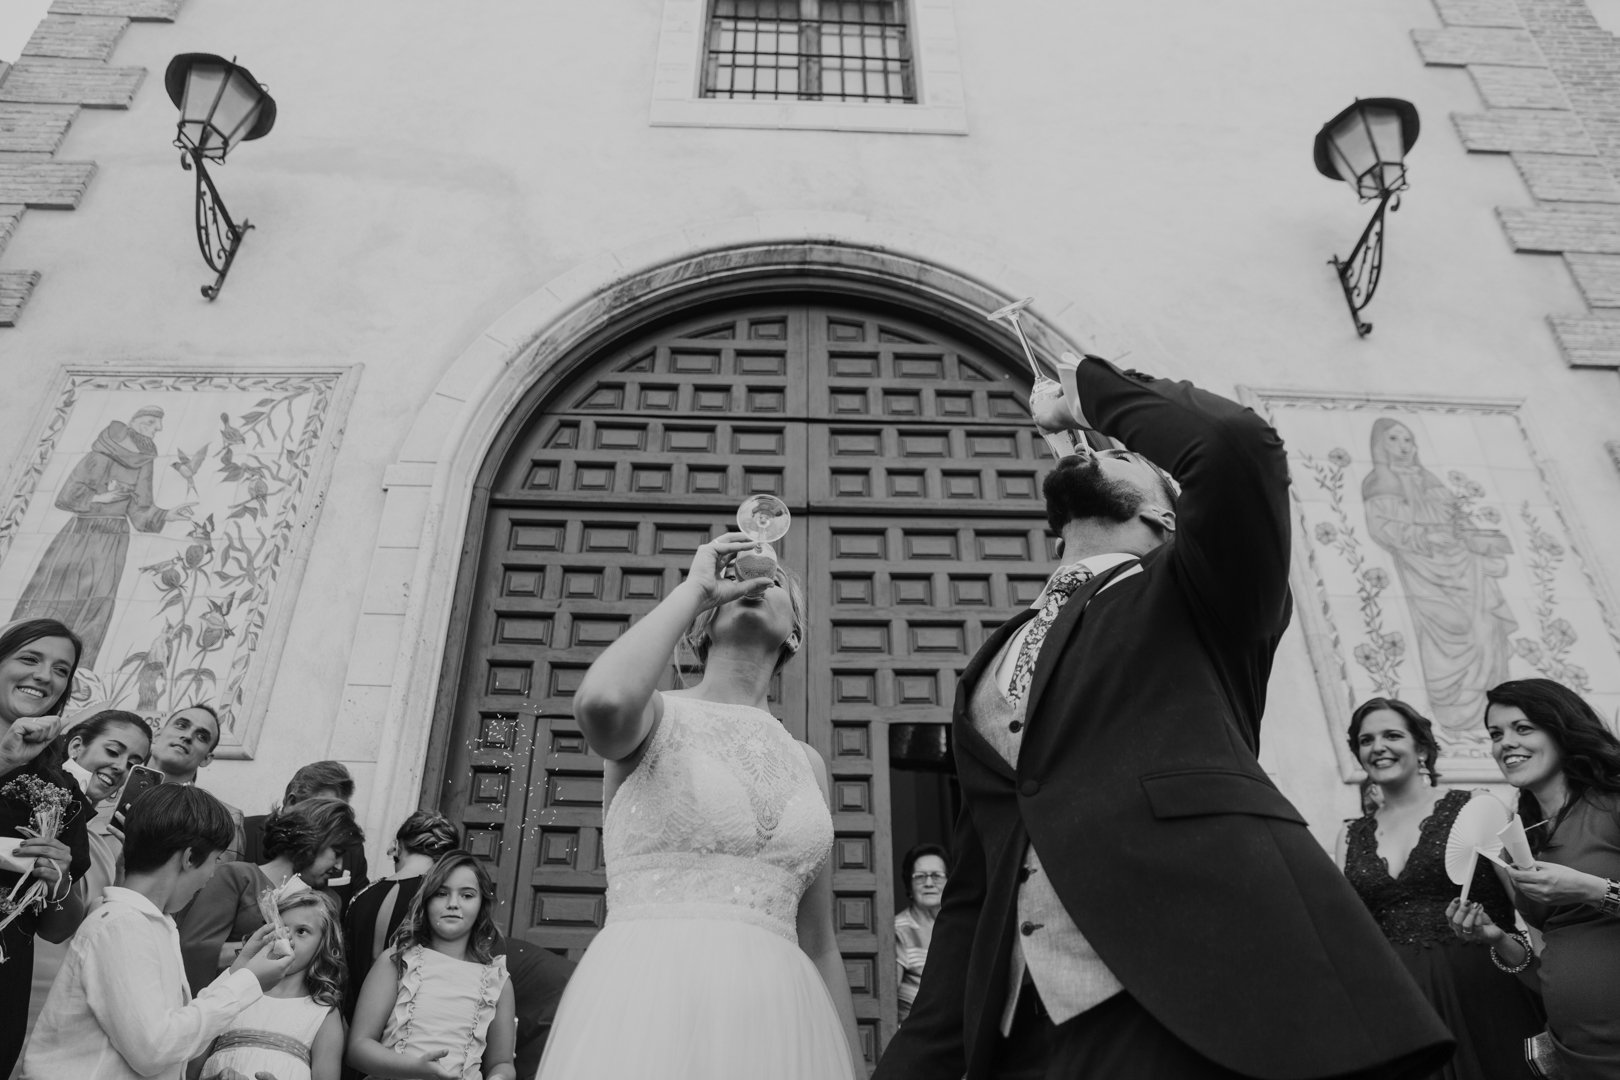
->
<box><xmin>0</xmin><ymin>617</ymin><xmax>91</xmax><ymax>1075</ymax></box>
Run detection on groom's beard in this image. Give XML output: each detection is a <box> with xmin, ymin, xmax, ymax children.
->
<box><xmin>1043</xmin><ymin>454</ymin><xmax>1143</xmax><ymax>526</ymax></box>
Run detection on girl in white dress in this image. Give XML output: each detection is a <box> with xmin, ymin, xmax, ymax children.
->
<box><xmin>536</xmin><ymin>532</ymin><xmax>862</xmax><ymax>1080</ymax></box>
<box><xmin>199</xmin><ymin>890</ymin><xmax>346</xmax><ymax>1080</ymax></box>
<box><xmin>349</xmin><ymin>851</ymin><xmax>516</xmax><ymax>1080</ymax></box>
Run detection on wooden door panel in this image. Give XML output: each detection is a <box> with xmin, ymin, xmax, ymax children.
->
<box><xmin>442</xmin><ymin>299</ymin><xmax>1040</xmax><ymax>1063</ymax></box>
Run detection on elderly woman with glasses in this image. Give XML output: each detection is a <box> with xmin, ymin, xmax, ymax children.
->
<box><xmin>895</xmin><ymin>843</ymin><xmax>949</xmax><ymax>1025</ymax></box>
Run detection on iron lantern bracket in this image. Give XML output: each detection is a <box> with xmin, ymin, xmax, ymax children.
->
<box><xmin>180</xmin><ymin>148</ymin><xmax>253</xmax><ymax>301</ymax></box>
<box><xmin>1328</xmin><ymin>190</ymin><xmax>1397</xmax><ymax>338</ymax></box>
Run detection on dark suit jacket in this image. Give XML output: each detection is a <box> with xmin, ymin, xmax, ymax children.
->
<box><xmin>874</xmin><ymin>359</ymin><xmax>1453</xmax><ymax>1080</ymax></box>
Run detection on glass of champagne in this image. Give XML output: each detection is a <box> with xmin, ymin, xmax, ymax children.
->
<box><xmin>734</xmin><ymin>495</ymin><xmax>790</xmax><ymax>579</ymax></box>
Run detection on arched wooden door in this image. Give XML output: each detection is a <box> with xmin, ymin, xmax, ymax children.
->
<box><xmin>431</xmin><ymin>295</ymin><xmax>1057</xmax><ymax>1061</ymax></box>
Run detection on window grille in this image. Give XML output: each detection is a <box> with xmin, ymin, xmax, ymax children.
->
<box><xmin>703</xmin><ymin>0</ymin><xmax>916</xmax><ymax>103</ymax></box>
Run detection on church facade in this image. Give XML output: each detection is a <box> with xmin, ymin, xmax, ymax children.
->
<box><xmin>3</xmin><ymin>0</ymin><xmax>1620</xmax><ymax>1060</ymax></box>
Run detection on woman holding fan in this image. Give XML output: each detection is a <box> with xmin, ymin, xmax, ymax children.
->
<box><xmin>1452</xmin><ymin>679</ymin><xmax>1620</xmax><ymax>1079</ymax></box>
<box><xmin>1337</xmin><ymin>697</ymin><xmax>1541</xmax><ymax>1079</ymax></box>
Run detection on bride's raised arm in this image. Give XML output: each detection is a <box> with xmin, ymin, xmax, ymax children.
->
<box><xmin>572</xmin><ymin>532</ymin><xmax>769</xmax><ymax>762</ymax></box>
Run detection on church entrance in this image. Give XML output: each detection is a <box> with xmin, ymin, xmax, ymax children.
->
<box><xmin>428</xmin><ymin>289</ymin><xmax>1054</xmax><ymax>1056</ymax></box>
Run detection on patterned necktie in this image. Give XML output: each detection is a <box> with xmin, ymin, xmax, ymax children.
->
<box><xmin>1006</xmin><ymin>562</ymin><xmax>1095</xmax><ymax>707</ymax></box>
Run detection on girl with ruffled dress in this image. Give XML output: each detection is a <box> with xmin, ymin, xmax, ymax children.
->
<box><xmin>348</xmin><ymin>851</ymin><xmax>515</xmax><ymax>1080</ymax></box>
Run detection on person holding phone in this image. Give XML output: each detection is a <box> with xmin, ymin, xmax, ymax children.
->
<box><xmin>1450</xmin><ymin>679</ymin><xmax>1620</xmax><ymax>1079</ymax></box>
<box><xmin>58</xmin><ymin>710</ymin><xmax>155</xmax><ymax>900</ymax></box>
<box><xmin>26</xmin><ymin>712</ymin><xmax>156</xmax><ymax>1039</ymax></box>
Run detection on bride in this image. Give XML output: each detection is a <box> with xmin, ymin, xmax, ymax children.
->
<box><xmin>535</xmin><ymin>532</ymin><xmax>862</xmax><ymax>1079</ymax></box>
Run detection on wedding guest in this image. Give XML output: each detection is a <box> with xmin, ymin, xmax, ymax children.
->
<box><xmin>347</xmin><ymin>851</ymin><xmax>516</xmax><ymax>1080</ymax></box>
<box><xmin>178</xmin><ymin>796</ymin><xmax>361</xmax><ymax>995</ymax></box>
<box><xmin>21</xmin><ymin>784</ymin><xmax>292</xmax><ymax>1080</ymax></box>
<box><xmin>342</xmin><ymin>809</ymin><xmax>459</xmax><ymax>1015</ymax></box>
<box><xmin>895</xmin><ymin>843</ymin><xmax>948</xmax><ymax>1025</ymax></box>
<box><xmin>1451</xmin><ymin>679</ymin><xmax>1620</xmax><ymax>1079</ymax></box>
<box><xmin>58</xmin><ymin>710</ymin><xmax>154</xmax><ymax>899</ymax></box>
<box><xmin>196</xmin><ymin>890</ymin><xmax>346</xmax><ymax>1080</ymax></box>
<box><xmin>146</xmin><ymin>705</ymin><xmax>245</xmax><ymax>860</ymax></box>
<box><xmin>1337</xmin><ymin>697</ymin><xmax>1541</xmax><ymax>1079</ymax></box>
<box><xmin>0</xmin><ymin>618</ymin><xmax>89</xmax><ymax>1077</ymax></box>
<box><xmin>243</xmin><ymin>760</ymin><xmax>368</xmax><ymax>910</ymax></box>
<box><xmin>537</xmin><ymin>539</ymin><xmax>861</xmax><ymax>1079</ymax></box>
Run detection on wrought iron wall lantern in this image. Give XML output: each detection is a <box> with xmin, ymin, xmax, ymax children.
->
<box><xmin>164</xmin><ymin>53</ymin><xmax>277</xmax><ymax>301</ymax></box>
<box><xmin>1313</xmin><ymin>97</ymin><xmax>1420</xmax><ymax>337</ymax></box>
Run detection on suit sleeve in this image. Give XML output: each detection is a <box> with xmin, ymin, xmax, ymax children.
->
<box><xmin>1075</xmin><ymin>357</ymin><xmax>1292</xmax><ymax>643</ymax></box>
<box><xmin>871</xmin><ymin>802</ymin><xmax>986</xmax><ymax>1080</ymax></box>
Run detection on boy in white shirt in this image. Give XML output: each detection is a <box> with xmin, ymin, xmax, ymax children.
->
<box><xmin>22</xmin><ymin>784</ymin><xmax>292</xmax><ymax>1080</ymax></box>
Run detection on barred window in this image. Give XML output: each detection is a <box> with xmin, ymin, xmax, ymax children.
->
<box><xmin>703</xmin><ymin>0</ymin><xmax>915</xmax><ymax>103</ymax></box>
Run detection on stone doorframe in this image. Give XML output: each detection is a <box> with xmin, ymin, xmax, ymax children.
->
<box><xmin>345</xmin><ymin>213</ymin><xmax>1117</xmax><ymax>856</ymax></box>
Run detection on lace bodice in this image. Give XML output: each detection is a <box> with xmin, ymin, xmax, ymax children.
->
<box><xmin>1344</xmin><ymin>789</ymin><xmax>1517</xmax><ymax>947</ymax></box>
<box><xmin>603</xmin><ymin>693</ymin><xmax>833</xmax><ymax>943</ymax></box>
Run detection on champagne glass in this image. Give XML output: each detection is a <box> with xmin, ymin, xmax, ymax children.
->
<box><xmin>734</xmin><ymin>495</ymin><xmax>790</xmax><ymax>580</ymax></box>
<box><xmin>987</xmin><ymin>297</ymin><xmax>1084</xmax><ymax>460</ymax></box>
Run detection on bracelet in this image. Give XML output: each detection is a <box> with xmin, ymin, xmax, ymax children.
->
<box><xmin>1490</xmin><ymin>930</ymin><xmax>1533</xmax><ymax>974</ymax></box>
<box><xmin>1601</xmin><ymin>878</ymin><xmax>1620</xmax><ymax>917</ymax></box>
<box><xmin>45</xmin><ymin>865</ymin><xmax>73</xmax><ymax>906</ymax></box>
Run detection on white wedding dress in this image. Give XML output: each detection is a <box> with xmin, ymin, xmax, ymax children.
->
<box><xmin>535</xmin><ymin>693</ymin><xmax>856</xmax><ymax>1079</ymax></box>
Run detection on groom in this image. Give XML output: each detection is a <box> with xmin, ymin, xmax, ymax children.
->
<box><xmin>873</xmin><ymin>357</ymin><xmax>1452</xmax><ymax>1079</ymax></box>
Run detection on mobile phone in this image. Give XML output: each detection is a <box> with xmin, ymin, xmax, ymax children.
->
<box><xmin>114</xmin><ymin>765</ymin><xmax>165</xmax><ymax>823</ymax></box>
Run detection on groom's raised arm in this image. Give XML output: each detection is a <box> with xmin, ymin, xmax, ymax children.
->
<box><xmin>871</xmin><ymin>802</ymin><xmax>985</xmax><ymax>1079</ymax></box>
<box><xmin>1076</xmin><ymin>357</ymin><xmax>1292</xmax><ymax>644</ymax></box>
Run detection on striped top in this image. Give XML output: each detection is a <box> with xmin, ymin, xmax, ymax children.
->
<box><xmin>893</xmin><ymin>906</ymin><xmax>933</xmax><ymax>1022</ymax></box>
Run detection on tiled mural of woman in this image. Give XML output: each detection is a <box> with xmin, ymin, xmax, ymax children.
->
<box><xmin>1361</xmin><ymin>418</ymin><xmax>1516</xmax><ymax>733</ymax></box>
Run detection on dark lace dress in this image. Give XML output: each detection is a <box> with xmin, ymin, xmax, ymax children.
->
<box><xmin>1345</xmin><ymin>789</ymin><xmax>1543</xmax><ymax>1080</ymax></box>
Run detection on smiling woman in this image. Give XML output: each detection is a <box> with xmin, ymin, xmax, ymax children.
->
<box><xmin>1335</xmin><ymin>698</ymin><xmax>1541</xmax><ymax>1080</ymax></box>
<box><xmin>1458</xmin><ymin>680</ymin><xmax>1620</xmax><ymax>1078</ymax></box>
<box><xmin>0</xmin><ymin>617</ymin><xmax>91</xmax><ymax>1077</ymax></box>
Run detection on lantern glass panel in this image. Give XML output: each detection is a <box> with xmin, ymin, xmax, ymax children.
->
<box><xmin>1327</xmin><ymin>105</ymin><xmax>1407</xmax><ymax>199</ymax></box>
<box><xmin>178</xmin><ymin>62</ymin><xmax>264</xmax><ymax>159</ymax></box>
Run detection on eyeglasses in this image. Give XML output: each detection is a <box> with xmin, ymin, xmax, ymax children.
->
<box><xmin>910</xmin><ymin>871</ymin><xmax>947</xmax><ymax>884</ymax></box>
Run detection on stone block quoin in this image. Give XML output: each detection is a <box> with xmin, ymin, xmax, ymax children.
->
<box><xmin>0</xmin><ymin>0</ymin><xmax>176</xmax><ymax>324</ymax></box>
<box><xmin>1416</xmin><ymin>0</ymin><xmax>1620</xmax><ymax>369</ymax></box>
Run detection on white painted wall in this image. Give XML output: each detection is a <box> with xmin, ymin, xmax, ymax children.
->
<box><xmin>1</xmin><ymin>0</ymin><xmax>1615</xmax><ymax>853</ymax></box>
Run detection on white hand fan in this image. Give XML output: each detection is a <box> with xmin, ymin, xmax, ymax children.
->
<box><xmin>1445</xmin><ymin>794</ymin><xmax>1512</xmax><ymax>885</ymax></box>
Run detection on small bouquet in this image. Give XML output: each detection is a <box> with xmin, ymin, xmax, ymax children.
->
<box><xmin>0</xmin><ymin>774</ymin><xmax>78</xmax><ymax>961</ymax></box>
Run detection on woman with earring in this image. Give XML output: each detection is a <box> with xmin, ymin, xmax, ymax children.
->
<box><xmin>1337</xmin><ymin>697</ymin><xmax>1542</xmax><ymax>1079</ymax></box>
<box><xmin>536</xmin><ymin>532</ymin><xmax>861</xmax><ymax>1080</ymax></box>
<box><xmin>1452</xmin><ymin>679</ymin><xmax>1620</xmax><ymax>1079</ymax></box>
<box><xmin>894</xmin><ymin>843</ymin><xmax>948</xmax><ymax>1026</ymax></box>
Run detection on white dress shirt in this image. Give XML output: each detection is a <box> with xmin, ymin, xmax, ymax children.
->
<box><xmin>22</xmin><ymin>886</ymin><xmax>263</xmax><ymax>1080</ymax></box>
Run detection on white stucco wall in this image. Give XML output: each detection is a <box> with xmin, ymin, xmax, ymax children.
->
<box><xmin>2</xmin><ymin>0</ymin><xmax>1616</xmax><ymax>854</ymax></box>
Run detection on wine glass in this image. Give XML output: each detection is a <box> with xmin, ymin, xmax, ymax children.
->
<box><xmin>734</xmin><ymin>495</ymin><xmax>790</xmax><ymax>579</ymax></box>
